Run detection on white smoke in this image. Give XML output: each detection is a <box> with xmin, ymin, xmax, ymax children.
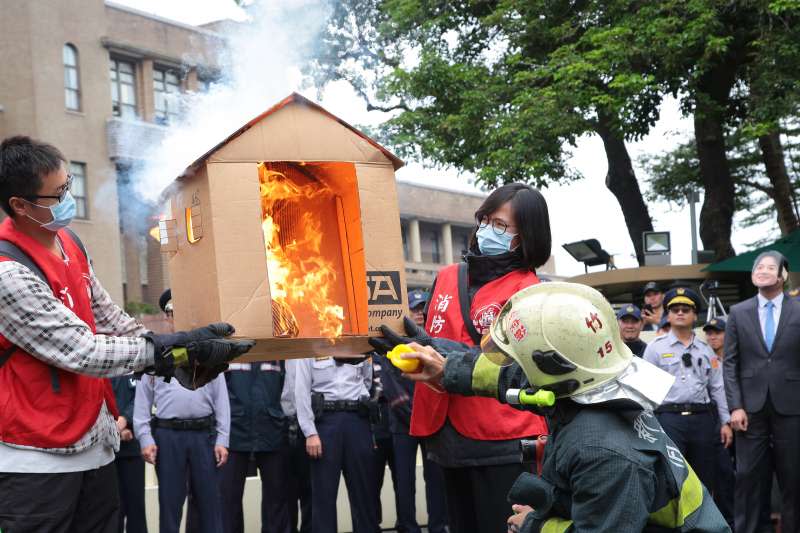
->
<box><xmin>114</xmin><ymin>0</ymin><xmax>331</xmax><ymax>205</ymax></box>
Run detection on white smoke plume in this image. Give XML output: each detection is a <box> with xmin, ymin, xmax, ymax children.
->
<box><xmin>113</xmin><ymin>0</ymin><xmax>331</xmax><ymax>205</ymax></box>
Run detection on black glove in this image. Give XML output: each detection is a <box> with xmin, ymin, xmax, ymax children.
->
<box><xmin>368</xmin><ymin>316</ymin><xmax>432</xmax><ymax>354</ymax></box>
<box><xmin>145</xmin><ymin>323</ymin><xmax>256</xmax><ymax>390</ymax></box>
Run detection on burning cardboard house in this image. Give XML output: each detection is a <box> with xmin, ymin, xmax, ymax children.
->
<box><xmin>159</xmin><ymin>93</ymin><xmax>407</xmax><ymax>361</ymax></box>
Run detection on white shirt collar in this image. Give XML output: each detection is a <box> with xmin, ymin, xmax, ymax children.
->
<box><xmin>757</xmin><ymin>291</ymin><xmax>784</xmax><ymax>309</ymax></box>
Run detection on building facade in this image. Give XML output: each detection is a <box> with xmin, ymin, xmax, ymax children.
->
<box><xmin>0</xmin><ymin>1</ymin><xmax>556</xmax><ymax>309</ymax></box>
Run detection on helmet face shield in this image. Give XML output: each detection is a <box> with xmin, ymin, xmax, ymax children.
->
<box><xmin>480</xmin><ymin>333</ymin><xmax>514</xmax><ymax>367</ymax></box>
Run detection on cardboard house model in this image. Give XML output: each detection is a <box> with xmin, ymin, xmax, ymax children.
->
<box><xmin>159</xmin><ymin>93</ymin><xmax>408</xmax><ymax>361</ymax></box>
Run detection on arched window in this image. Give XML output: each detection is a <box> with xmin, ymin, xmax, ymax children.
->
<box><xmin>63</xmin><ymin>44</ymin><xmax>80</xmax><ymax>111</ymax></box>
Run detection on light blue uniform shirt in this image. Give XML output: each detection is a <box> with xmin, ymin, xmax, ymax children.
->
<box><xmin>293</xmin><ymin>357</ymin><xmax>372</xmax><ymax>438</ymax></box>
<box><xmin>133</xmin><ymin>374</ymin><xmax>230</xmax><ymax>449</ymax></box>
<box><xmin>644</xmin><ymin>331</ymin><xmax>730</xmax><ymax>424</ymax></box>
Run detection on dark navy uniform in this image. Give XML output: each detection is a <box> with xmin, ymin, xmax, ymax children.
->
<box><xmin>282</xmin><ymin>361</ymin><xmax>312</xmax><ymax>533</ymax></box>
<box><xmin>112</xmin><ymin>375</ymin><xmax>148</xmax><ymax>533</ymax></box>
<box><xmin>644</xmin><ymin>288</ymin><xmax>730</xmax><ymax>498</ymax></box>
<box><xmin>222</xmin><ymin>361</ymin><xmax>290</xmax><ymax>533</ymax></box>
<box><xmin>294</xmin><ymin>356</ymin><xmax>377</xmax><ymax>533</ymax></box>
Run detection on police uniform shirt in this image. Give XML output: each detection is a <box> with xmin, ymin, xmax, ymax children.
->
<box><xmin>281</xmin><ymin>359</ymin><xmax>299</xmax><ymax>417</ymax></box>
<box><xmin>293</xmin><ymin>357</ymin><xmax>372</xmax><ymax>439</ymax></box>
<box><xmin>133</xmin><ymin>374</ymin><xmax>231</xmax><ymax>449</ymax></box>
<box><xmin>644</xmin><ymin>331</ymin><xmax>730</xmax><ymax>424</ymax></box>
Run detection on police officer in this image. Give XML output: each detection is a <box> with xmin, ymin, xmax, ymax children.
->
<box><xmin>112</xmin><ymin>375</ymin><xmax>148</xmax><ymax>533</ymax></box>
<box><xmin>641</xmin><ymin>281</ymin><xmax>665</xmax><ymax>331</ymax></box>
<box><xmin>702</xmin><ymin>319</ymin><xmax>726</xmax><ymax>359</ymax></box>
<box><xmin>282</xmin><ymin>360</ymin><xmax>312</xmax><ymax>533</ymax></box>
<box><xmin>644</xmin><ymin>287</ymin><xmax>733</xmax><ymax>496</ymax></box>
<box><xmin>133</xmin><ymin>373</ymin><xmax>231</xmax><ymax>533</ymax></box>
<box><xmin>222</xmin><ymin>360</ymin><xmax>290</xmax><ymax>533</ymax></box>
<box><xmin>294</xmin><ymin>356</ymin><xmax>377</xmax><ymax>533</ymax></box>
<box><xmin>617</xmin><ymin>304</ymin><xmax>647</xmax><ymax>357</ymax></box>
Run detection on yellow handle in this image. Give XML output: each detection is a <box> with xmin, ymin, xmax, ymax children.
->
<box><xmin>387</xmin><ymin>344</ymin><xmax>421</xmax><ymax>373</ymax></box>
<box><xmin>519</xmin><ymin>389</ymin><xmax>555</xmax><ymax>407</ymax></box>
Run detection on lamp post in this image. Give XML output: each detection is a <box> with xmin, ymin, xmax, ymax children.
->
<box><xmin>687</xmin><ymin>190</ymin><xmax>700</xmax><ymax>264</ymax></box>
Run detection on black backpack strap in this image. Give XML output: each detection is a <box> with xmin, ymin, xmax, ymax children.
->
<box><xmin>0</xmin><ymin>240</ymin><xmax>47</xmax><ymax>283</ymax></box>
<box><xmin>457</xmin><ymin>262</ymin><xmax>483</xmax><ymax>345</ymax></box>
<box><xmin>0</xmin><ymin>240</ymin><xmax>61</xmax><ymax>391</ymax></box>
<box><xmin>62</xmin><ymin>227</ymin><xmax>89</xmax><ymax>263</ymax></box>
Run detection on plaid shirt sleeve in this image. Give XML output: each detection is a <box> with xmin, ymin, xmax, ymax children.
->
<box><xmin>88</xmin><ymin>268</ymin><xmax>148</xmax><ymax>337</ymax></box>
<box><xmin>0</xmin><ymin>261</ymin><xmax>153</xmax><ymax>377</ymax></box>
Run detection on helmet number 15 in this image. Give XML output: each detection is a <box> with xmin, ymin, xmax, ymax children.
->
<box><xmin>597</xmin><ymin>341</ymin><xmax>613</xmax><ymax>359</ymax></box>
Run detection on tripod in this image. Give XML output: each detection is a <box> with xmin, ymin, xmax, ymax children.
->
<box><xmin>700</xmin><ymin>280</ymin><xmax>727</xmax><ymax>322</ymax></box>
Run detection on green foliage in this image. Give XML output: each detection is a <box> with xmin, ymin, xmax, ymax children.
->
<box><xmin>124</xmin><ymin>301</ymin><xmax>160</xmax><ymax>317</ymax></box>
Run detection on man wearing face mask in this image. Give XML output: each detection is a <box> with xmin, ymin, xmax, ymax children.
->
<box><xmin>0</xmin><ymin>136</ymin><xmax>254</xmax><ymax>532</ymax></box>
<box><xmin>723</xmin><ymin>251</ymin><xmax>800</xmax><ymax>533</ymax></box>
<box><xmin>372</xmin><ymin>184</ymin><xmax>551</xmax><ymax>533</ymax></box>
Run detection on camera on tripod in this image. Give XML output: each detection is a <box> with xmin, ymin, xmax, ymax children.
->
<box><xmin>699</xmin><ymin>279</ymin><xmax>727</xmax><ymax>321</ymax></box>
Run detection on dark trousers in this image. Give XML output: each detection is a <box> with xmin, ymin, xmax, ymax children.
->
<box><xmin>656</xmin><ymin>411</ymin><xmax>717</xmax><ymax>492</ymax></box>
<box><xmin>0</xmin><ymin>462</ymin><xmax>119</xmax><ymax>533</ymax></box>
<box><xmin>735</xmin><ymin>397</ymin><xmax>800</xmax><ymax>533</ymax></box>
<box><xmin>221</xmin><ymin>450</ymin><xmax>291</xmax><ymax>533</ymax></box>
<box><xmin>713</xmin><ymin>444</ymin><xmax>735</xmax><ymax>527</ymax></box>
<box><xmin>153</xmin><ymin>427</ymin><xmax>222</xmax><ymax>533</ymax></box>
<box><xmin>310</xmin><ymin>411</ymin><xmax>377</xmax><ymax>533</ymax></box>
<box><xmin>116</xmin><ymin>456</ymin><xmax>148</xmax><ymax>533</ymax></box>
<box><xmin>442</xmin><ymin>463</ymin><xmax>524</xmax><ymax>533</ymax></box>
<box><xmin>373</xmin><ymin>435</ymin><xmax>399</xmax><ymax>531</ymax></box>
<box><xmin>392</xmin><ymin>433</ymin><xmax>448</xmax><ymax>533</ymax></box>
<box><xmin>288</xmin><ymin>436</ymin><xmax>312</xmax><ymax>533</ymax></box>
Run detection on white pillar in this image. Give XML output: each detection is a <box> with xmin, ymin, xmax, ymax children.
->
<box><xmin>408</xmin><ymin>219</ymin><xmax>422</xmax><ymax>263</ymax></box>
<box><xmin>441</xmin><ymin>223</ymin><xmax>453</xmax><ymax>265</ymax></box>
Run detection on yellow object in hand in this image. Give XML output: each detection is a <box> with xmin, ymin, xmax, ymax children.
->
<box><xmin>386</xmin><ymin>344</ymin><xmax>421</xmax><ymax>373</ymax></box>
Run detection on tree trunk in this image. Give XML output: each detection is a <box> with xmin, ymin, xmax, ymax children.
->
<box><xmin>758</xmin><ymin>130</ymin><xmax>799</xmax><ymax>235</ymax></box>
<box><xmin>595</xmin><ymin>113</ymin><xmax>654</xmax><ymax>265</ymax></box>
<box><xmin>694</xmin><ymin>58</ymin><xmax>738</xmax><ymax>261</ymax></box>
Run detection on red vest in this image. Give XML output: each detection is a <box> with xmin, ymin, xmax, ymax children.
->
<box><xmin>0</xmin><ymin>218</ymin><xmax>107</xmax><ymax>448</ymax></box>
<box><xmin>410</xmin><ymin>264</ymin><xmax>548</xmax><ymax>440</ymax></box>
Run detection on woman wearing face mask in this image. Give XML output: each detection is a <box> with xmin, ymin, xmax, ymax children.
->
<box><xmin>410</xmin><ymin>183</ymin><xmax>551</xmax><ymax>533</ymax></box>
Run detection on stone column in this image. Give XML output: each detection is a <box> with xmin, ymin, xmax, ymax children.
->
<box><xmin>139</xmin><ymin>59</ymin><xmax>155</xmax><ymax>122</ymax></box>
<box><xmin>408</xmin><ymin>219</ymin><xmax>422</xmax><ymax>263</ymax></box>
<box><xmin>440</xmin><ymin>223</ymin><xmax>453</xmax><ymax>265</ymax></box>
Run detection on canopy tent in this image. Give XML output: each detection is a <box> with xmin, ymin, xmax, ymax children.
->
<box><xmin>703</xmin><ymin>229</ymin><xmax>800</xmax><ymax>272</ymax></box>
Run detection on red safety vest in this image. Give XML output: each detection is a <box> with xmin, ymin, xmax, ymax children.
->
<box><xmin>410</xmin><ymin>264</ymin><xmax>548</xmax><ymax>440</ymax></box>
<box><xmin>0</xmin><ymin>218</ymin><xmax>108</xmax><ymax>448</ymax></box>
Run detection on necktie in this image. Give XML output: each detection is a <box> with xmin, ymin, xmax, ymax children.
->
<box><xmin>764</xmin><ymin>301</ymin><xmax>776</xmax><ymax>352</ymax></box>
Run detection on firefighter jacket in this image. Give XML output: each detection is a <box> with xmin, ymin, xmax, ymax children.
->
<box><xmin>441</xmin><ymin>350</ymin><xmax>731</xmax><ymax>533</ymax></box>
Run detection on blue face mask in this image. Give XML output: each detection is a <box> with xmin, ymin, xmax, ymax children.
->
<box><xmin>25</xmin><ymin>191</ymin><xmax>77</xmax><ymax>232</ymax></box>
<box><xmin>476</xmin><ymin>224</ymin><xmax>517</xmax><ymax>256</ymax></box>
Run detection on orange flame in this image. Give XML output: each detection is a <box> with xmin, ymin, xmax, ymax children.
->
<box><xmin>258</xmin><ymin>165</ymin><xmax>344</xmax><ymax>339</ymax></box>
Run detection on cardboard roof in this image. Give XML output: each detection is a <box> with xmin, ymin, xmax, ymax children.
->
<box><xmin>178</xmin><ymin>92</ymin><xmax>404</xmax><ymax>180</ymax></box>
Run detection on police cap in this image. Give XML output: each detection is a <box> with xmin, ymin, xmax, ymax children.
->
<box><xmin>408</xmin><ymin>289</ymin><xmax>429</xmax><ymax>310</ymax></box>
<box><xmin>643</xmin><ymin>281</ymin><xmax>662</xmax><ymax>295</ymax></box>
<box><xmin>663</xmin><ymin>287</ymin><xmax>701</xmax><ymax>310</ymax></box>
<box><xmin>616</xmin><ymin>304</ymin><xmax>642</xmax><ymax>321</ymax></box>
<box><xmin>702</xmin><ymin>318</ymin><xmax>726</xmax><ymax>332</ymax></box>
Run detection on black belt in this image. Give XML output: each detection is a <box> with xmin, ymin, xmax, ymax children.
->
<box><xmin>322</xmin><ymin>400</ymin><xmax>362</xmax><ymax>412</ymax></box>
<box><xmin>655</xmin><ymin>403</ymin><xmax>712</xmax><ymax>416</ymax></box>
<box><xmin>151</xmin><ymin>415</ymin><xmax>215</xmax><ymax>431</ymax></box>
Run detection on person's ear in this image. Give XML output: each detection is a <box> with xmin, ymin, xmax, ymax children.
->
<box><xmin>7</xmin><ymin>197</ymin><xmax>28</xmax><ymax>218</ymax></box>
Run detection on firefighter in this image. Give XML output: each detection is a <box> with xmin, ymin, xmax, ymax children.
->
<box><xmin>372</xmin><ymin>282</ymin><xmax>730</xmax><ymax>532</ymax></box>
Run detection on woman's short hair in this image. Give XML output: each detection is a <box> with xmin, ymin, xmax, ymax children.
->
<box><xmin>470</xmin><ymin>183</ymin><xmax>552</xmax><ymax>271</ymax></box>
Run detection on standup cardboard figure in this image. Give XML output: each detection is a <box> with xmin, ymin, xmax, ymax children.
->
<box><xmin>159</xmin><ymin>93</ymin><xmax>407</xmax><ymax>360</ymax></box>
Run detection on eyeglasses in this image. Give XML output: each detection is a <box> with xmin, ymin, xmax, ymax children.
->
<box><xmin>668</xmin><ymin>305</ymin><xmax>694</xmax><ymax>315</ymax></box>
<box><xmin>478</xmin><ymin>216</ymin><xmax>516</xmax><ymax>236</ymax></box>
<box><xmin>23</xmin><ymin>174</ymin><xmax>73</xmax><ymax>203</ymax></box>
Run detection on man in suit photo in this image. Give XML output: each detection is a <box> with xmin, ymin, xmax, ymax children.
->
<box><xmin>724</xmin><ymin>250</ymin><xmax>800</xmax><ymax>533</ymax></box>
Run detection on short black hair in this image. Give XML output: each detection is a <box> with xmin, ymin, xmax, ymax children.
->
<box><xmin>0</xmin><ymin>136</ymin><xmax>66</xmax><ymax>217</ymax></box>
<box><xmin>470</xmin><ymin>183</ymin><xmax>552</xmax><ymax>271</ymax></box>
